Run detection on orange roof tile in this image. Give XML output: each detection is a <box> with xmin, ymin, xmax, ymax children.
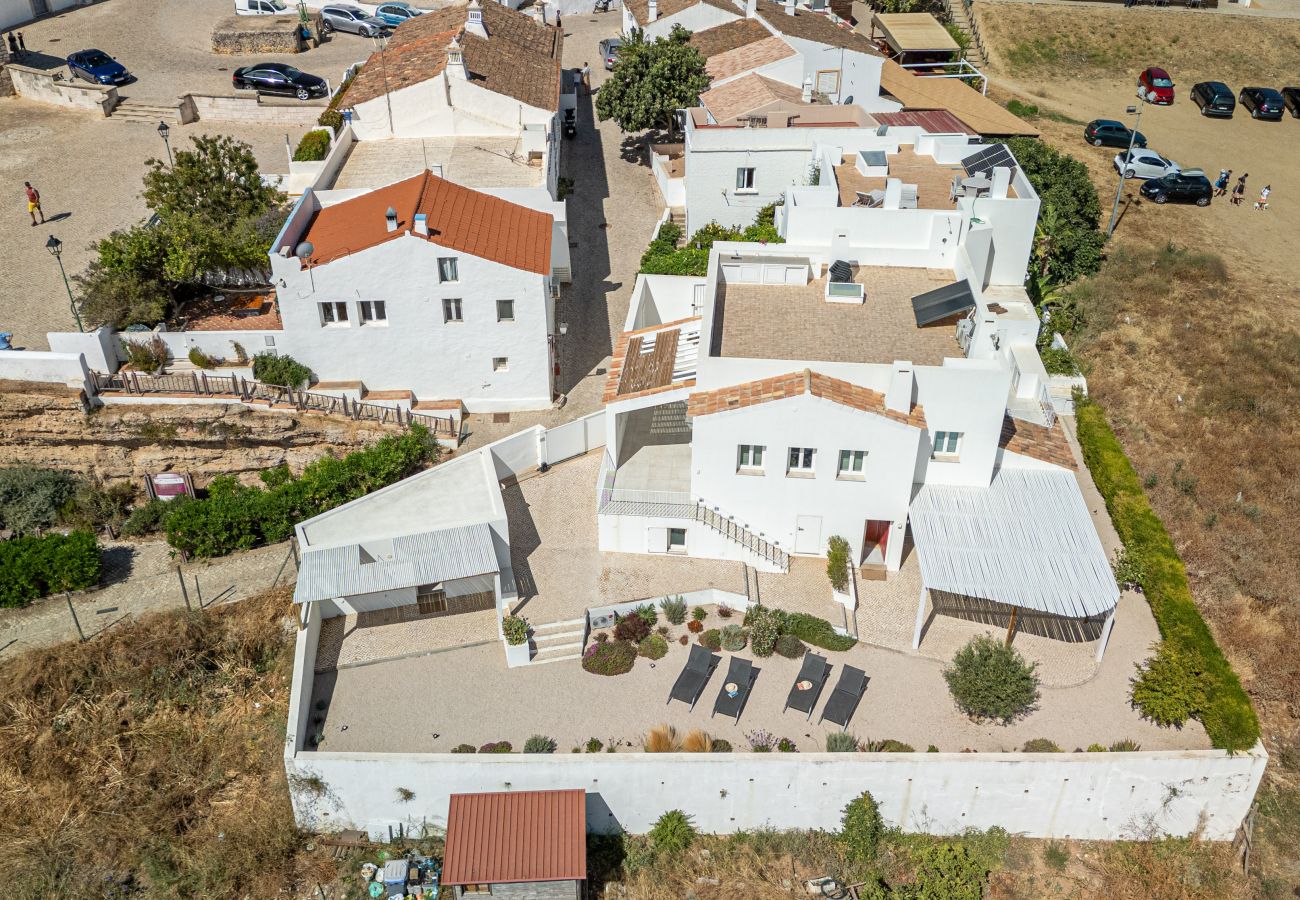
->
<box><xmin>999</xmin><ymin>415</ymin><xmax>1076</xmax><ymax>470</ymax></box>
<box><xmin>443</xmin><ymin>790</ymin><xmax>586</xmax><ymax>886</ymax></box>
<box><xmin>687</xmin><ymin>369</ymin><xmax>926</xmax><ymax>428</ymax></box>
<box><xmin>302</xmin><ymin>171</ymin><xmax>552</xmax><ymax>274</ymax></box>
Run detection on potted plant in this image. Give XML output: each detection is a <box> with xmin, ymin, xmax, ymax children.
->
<box><xmin>826</xmin><ymin>535</ymin><xmax>853</xmax><ymax>608</ymax></box>
<box><xmin>502</xmin><ymin>614</ymin><xmax>531</xmax><ymax>668</ymax></box>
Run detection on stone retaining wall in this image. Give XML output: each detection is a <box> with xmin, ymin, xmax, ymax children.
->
<box><xmin>185</xmin><ymin>93</ymin><xmax>326</xmax><ymax>125</ymax></box>
<box><xmin>210</xmin><ymin>12</ymin><xmax>322</xmax><ymax>55</ymax></box>
<box><xmin>6</xmin><ymin>64</ymin><xmax>116</xmax><ymax>114</ymax></box>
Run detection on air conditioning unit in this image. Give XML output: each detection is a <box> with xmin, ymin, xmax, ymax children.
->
<box><xmin>956</xmin><ymin>316</ymin><xmax>975</xmax><ymax>350</ymax></box>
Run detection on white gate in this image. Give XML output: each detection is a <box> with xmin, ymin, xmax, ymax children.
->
<box><xmin>543</xmin><ymin>411</ymin><xmax>605</xmax><ymax>466</ymax></box>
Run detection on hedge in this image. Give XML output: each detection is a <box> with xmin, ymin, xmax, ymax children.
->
<box><xmin>318</xmin><ymin>65</ymin><xmax>361</xmax><ymax>131</ymax></box>
<box><xmin>639</xmin><ymin>205</ymin><xmax>782</xmax><ymax>277</ymax></box>
<box><xmin>785</xmin><ymin>612</ymin><xmax>856</xmax><ymax>652</ymax></box>
<box><xmin>1075</xmin><ymin>399</ymin><xmax>1259</xmax><ymax>751</ymax></box>
<box><xmin>292</xmin><ymin>129</ymin><xmax>331</xmax><ymax>162</ymax></box>
<box><xmin>0</xmin><ymin>531</ymin><xmax>102</xmax><ymax>608</ymax></box>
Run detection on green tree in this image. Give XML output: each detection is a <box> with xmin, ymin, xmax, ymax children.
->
<box><xmin>143</xmin><ymin>134</ymin><xmax>283</xmax><ymax>227</ymax></box>
<box><xmin>596</xmin><ymin>26</ymin><xmax>709</xmax><ymax>134</ymax></box>
<box><xmin>1007</xmin><ymin>137</ymin><xmax>1104</xmax><ymax>285</ymax></box>
<box><xmin>943</xmin><ymin>634</ymin><xmax>1040</xmax><ymax>723</ymax></box>
<box><xmin>840</xmin><ymin>791</ymin><xmax>884</xmax><ymax>870</ymax></box>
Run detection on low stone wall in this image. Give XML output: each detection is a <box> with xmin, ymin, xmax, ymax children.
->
<box><xmin>185</xmin><ymin>93</ymin><xmax>326</xmax><ymax>125</ymax></box>
<box><xmin>211</xmin><ymin>13</ymin><xmax>318</xmax><ymax>55</ymax></box>
<box><xmin>6</xmin><ymin>64</ymin><xmax>116</xmax><ymax>115</ymax></box>
<box><xmin>0</xmin><ymin>351</ymin><xmax>92</xmax><ymax>395</ymax></box>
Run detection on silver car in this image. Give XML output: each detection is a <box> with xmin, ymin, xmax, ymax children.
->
<box><xmin>320</xmin><ymin>4</ymin><xmax>390</xmax><ymax>37</ymax></box>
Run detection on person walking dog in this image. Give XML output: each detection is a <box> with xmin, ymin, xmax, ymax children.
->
<box><xmin>1231</xmin><ymin>173</ymin><xmax>1248</xmax><ymax>206</ymax></box>
<box><xmin>1254</xmin><ymin>185</ymin><xmax>1271</xmax><ymax>210</ymax></box>
<box><xmin>24</xmin><ymin>181</ymin><xmax>44</xmax><ymax>226</ymax></box>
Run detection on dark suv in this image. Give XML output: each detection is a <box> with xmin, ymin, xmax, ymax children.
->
<box><xmin>1140</xmin><ymin>169</ymin><xmax>1212</xmax><ymax>206</ymax></box>
<box><xmin>1191</xmin><ymin>81</ymin><xmax>1235</xmax><ymax>118</ymax></box>
<box><xmin>1239</xmin><ymin>87</ymin><xmax>1285</xmax><ymax>120</ymax></box>
<box><xmin>1083</xmin><ymin>119</ymin><xmax>1147</xmax><ymax>149</ymax></box>
<box><xmin>1284</xmin><ymin>87</ymin><xmax>1300</xmax><ymax>118</ymax></box>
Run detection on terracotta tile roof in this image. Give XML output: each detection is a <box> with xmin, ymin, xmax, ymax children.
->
<box><xmin>690</xmin><ymin>17</ymin><xmax>771</xmax><ymax>56</ymax></box>
<box><xmin>302</xmin><ymin>171</ymin><xmax>552</xmax><ymax>274</ymax></box>
<box><xmin>754</xmin><ymin>0</ymin><xmax>880</xmax><ymax>53</ymax></box>
<box><xmin>346</xmin><ymin>3</ymin><xmax>562</xmax><ymax>112</ymax></box>
<box><xmin>625</xmin><ymin>0</ymin><xmax>739</xmax><ymax>26</ymax></box>
<box><xmin>442</xmin><ymin>789</ymin><xmax>586</xmax><ymax>886</ymax></box>
<box><xmin>999</xmin><ymin>415</ymin><xmax>1076</xmax><ymax>470</ymax></box>
<box><xmin>704</xmin><ymin>33</ymin><xmax>797</xmax><ymax>82</ymax></box>
<box><xmin>687</xmin><ymin>369</ymin><xmax>926</xmax><ymax>427</ymax></box>
<box><xmin>873</xmin><ymin>109</ymin><xmax>974</xmax><ymax>134</ymax></box>
<box><xmin>700</xmin><ymin>73</ymin><xmax>803</xmax><ymax>122</ymax></box>
<box><xmin>604</xmin><ymin>317</ymin><xmax>701</xmax><ymax>402</ymax></box>
<box><xmin>878</xmin><ymin>60</ymin><xmax>1039</xmax><ymax>137</ymax></box>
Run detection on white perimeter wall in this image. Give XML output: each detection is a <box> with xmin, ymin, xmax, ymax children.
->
<box><xmin>349</xmin><ymin>72</ymin><xmax>553</xmax><ymax>141</ymax></box>
<box><xmin>286</xmin><ymin>745</ymin><xmax>1267</xmax><ymax>842</ymax></box>
<box><xmin>0</xmin><ymin>349</ymin><xmax>91</xmax><ymax>393</ymax></box>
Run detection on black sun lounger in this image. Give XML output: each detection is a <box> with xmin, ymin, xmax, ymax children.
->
<box><xmin>783</xmin><ymin>651</ymin><xmax>829</xmax><ymax>720</ymax></box>
<box><xmin>712</xmin><ymin>656</ymin><xmax>757</xmax><ymax>723</ymax></box>
<box><xmin>818</xmin><ymin>664</ymin><xmax>868</xmax><ymax>731</ymax></box>
<box><xmin>668</xmin><ymin>643</ymin><xmax>721</xmax><ymax>711</ymax></box>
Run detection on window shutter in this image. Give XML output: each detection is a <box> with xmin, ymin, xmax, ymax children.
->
<box><xmin>647</xmin><ymin>527</ymin><xmax>668</xmax><ymax>553</ymax></box>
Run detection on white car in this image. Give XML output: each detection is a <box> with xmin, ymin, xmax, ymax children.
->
<box><xmin>1113</xmin><ymin>148</ymin><xmax>1180</xmax><ymax>180</ymax></box>
<box><xmin>235</xmin><ymin>0</ymin><xmax>289</xmax><ymax>15</ymax></box>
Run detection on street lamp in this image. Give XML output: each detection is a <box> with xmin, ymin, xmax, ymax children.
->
<box><xmin>46</xmin><ymin>235</ymin><xmax>84</xmax><ymax>333</ymax></box>
<box><xmin>157</xmin><ymin>120</ymin><xmax>173</xmax><ymax>168</ymax></box>
<box><xmin>1106</xmin><ymin>103</ymin><xmax>1144</xmax><ymax>238</ymax></box>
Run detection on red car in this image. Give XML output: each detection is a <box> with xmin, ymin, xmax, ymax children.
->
<box><xmin>1138</xmin><ymin>67</ymin><xmax>1175</xmax><ymax>105</ymax></box>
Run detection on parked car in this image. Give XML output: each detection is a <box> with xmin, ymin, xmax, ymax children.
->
<box><xmin>234</xmin><ymin>0</ymin><xmax>290</xmax><ymax>14</ymax></box>
<box><xmin>1140</xmin><ymin>169</ymin><xmax>1212</xmax><ymax>206</ymax></box>
<box><xmin>1137</xmin><ymin>66</ymin><xmax>1175</xmax><ymax>105</ymax></box>
<box><xmin>599</xmin><ymin>36</ymin><xmax>623</xmax><ymax>70</ymax></box>
<box><xmin>1113</xmin><ymin>148</ymin><xmax>1179</xmax><ymax>180</ymax></box>
<box><xmin>1283</xmin><ymin>87</ymin><xmax>1300</xmax><ymax>118</ymax></box>
<box><xmin>66</xmin><ymin>48</ymin><xmax>130</xmax><ymax>85</ymax></box>
<box><xmin>232</xmin><ymin>62</ymin><xmax>328</xmax><ymax>100</ymax></box>
<box><xmin>373</xmin><ymin>1</ymin><xmax>422</xmax><ymax>26</ymax></box>
<box><xmin>320</xmin><ymin>4</ymin><xmax>390</xmax><ymax>36</ymax></box>
<box><xmin>1238</xmin><ymin>86</ymin><xmax>1285</xmax><ymax>120</ymax></box>
<box><xmin>1083</xmin><ymin>119</ymin><xmax>1147</xmax><ymax>149</ymax></box>
<box><xmin>1190</xmin><ymin>81</ymin><xmax>1235</xmax><ymax>118</ymax></box>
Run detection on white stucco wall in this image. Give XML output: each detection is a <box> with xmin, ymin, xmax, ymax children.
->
<box><xmin>349</xmin><ymin>70</ymin><xmax>554</xmax><ymax>141</ymax></box>
<box><xmin>7</xmin><ymin>64</ymin><xmax>116</xmax><ymax>114</ymax></box>
<box><xmin>911</xmin><ymin>359</ymin><xmax>1009</xmax><ymax>488</ymax></box>
<box><xmin>630</xmin><ymin>2</ymin><xmax>739</xmax><ymax>40</ymax></box>
<box><xmin>777</xmin><ymin>34</ymin><xmax>882</xmax><ymax>106</ymax></box>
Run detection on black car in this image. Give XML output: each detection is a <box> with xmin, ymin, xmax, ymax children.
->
<box><xmin>1282</xmin><ymin>86</ymin><xmax>1300</xmax><ymax>118</ymax></box>
<box><xmin>1139</xmin><ymin>169</ymin><xmax>1212</xmax><ymax>206</ymax></box>
<box><xmin>232</xmin><ymin>63</ymin><xmax>328</xmax><ymax>101</ymax></box>
<box><xmin>1238</xmin><ymin>87</ymin><xmax>1285</xmax><ymax>121</ymax></box>
<box><xmin>1190</xmin><ymin>81</ymin><xmax>1235</xmax><ymax>118</ymax></box>
<box><xmin>1083</xmin><ymin>119</ymin><xmax>1147</xmax><ymax>149</ymax></box>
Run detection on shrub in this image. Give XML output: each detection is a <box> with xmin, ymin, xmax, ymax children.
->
<box><xmin>643</xmin><ymin>724</ymin><xmax>680</xmax><ymax>753</ymax></box>
<box><xmin>711</xmin><ymin>739</ymin><xmax>732</xmax><ymax>753</ymax></box>
<box><xmin>0</xmin><ymin>466</ymin><xmax>77</xmax><ymax>535</ymax></box>
<box><xmin>585</xmin><ymin>737</ymin><xmax>604</xmax><ymax>753</ymax></box>
<box><xmin>1130</xmin><ymin>642</ymin><xmax>1207</xmax><ymax>728</ymax></box>
<box><xmin>927</xmin><ymin>745</ymin><xmax>940</xmax><ymax>753</ymax></box>
<box><xmin>775</xmin><ymin>633</ymin><xmax>807</xmax><ymax>659</ymax></box>
<box><xmin>746</xmin><ymin>729</ymin><xmax>776</xmax><ymax>752</ymax></box>
<box><xmin>1039</xmin><ymin>344</ymin><xmax>1077</xmax><ymax>376</ymax></box>
<box><xmin>292</xmin><ymin>129</ymin><xmax>331</xmax><ymax>162</ymax></box>
<box><xmin>698</xmin><ymin>628</ymin><xmax>721</xmax><ymax>651</ymax></box>
<box><xmin>826</xmin><ymin>535</ymin><xmax>851</xmax><ymax>592</ymax></box>
<box><xmin>860</xmin><ymin>738</ymin><xmax>915</xmax><ymax>752</ymax></box>
<box><xmin>784</xmin><ymin>612</ymin><xmax>856</xmax><ymax>652</ymax></box>
<box><xmin>1043</xmin><ymin>841</ymin><xmax>1070</xmax><ymax>871</ymax></box>
<box><xmin>187</xmin><ymin>346</ymin><xmax>218</xmax><ymax>369</ymax></box>
<box><xmin>907</xmin><ymin>841</ymin><xmax>986</xmax><ymax>900</ymax></box>
<box><xmin>122</xmin><ymin>335</ymin><xmax>168</xmax><ymax>372</ymax></box>
<box><xmin>502</xmin><ymin>615</ymin><xmax>530</xmax><ymax>646</ymax></box>
<box><xmin>1086</xmin><ymin>743</ymin><xmax>1107</xmax><ymax>752</ymax></box>
<box><xmin>717</xmin><ymin>604</ymin><xmax>734</xmax><ymax>618</ymax></box>
<box><xmin>0</xmin><ymin>531</ymin><xmax>102</xmax><ymax>608</ymax></box>
<box><xmin>943</xmin><ymin>634</ymin><xmax>1040</xmax><ymax>724</ymax></box>
<box><xmin>317</xmin><ymin>65</ymin><xmax>359</xmax><ymax>130</ymax></box>
<box><xmin>582</xmin><ymin>640</ymin><xmax>637</xmax><ymax>676</ymax></box>
<box><xmin>451</xmin><ymin>744</ymin><xmax>477</xmax><ymax>753</ymax></box>
<box><xmin>682</xmin><ymin>730</ymin><xmax>713</xmax><ymax>752</ymax></box>
<box><xmin>1021</xmin><ymin>738</ymin><xmax>1062</xmax><ymax>753</ymax></box>
<box><xmin>635</xmin><ymin>603</ymin><xmax>658</xmax><ymax>628</ymax></box>
<box><xmin>840</xmin><ymin>791</ymin><xmax>884</xmax><ymax>868</ymax></box>
<box><xmin>776</xmin><ymin>737</ymin><xmax>798</xmax><ymax>753</ymax></box>
<box><xmin>648</xmin><ymin>810</ymin><xmax>697</xmax><ymax>856</ymax></box>
<box><xmin>687</xmin><ymin>619</ymin><xmax>704</xmax><ymax>634</ymax></box>
<box><xmin>524</xmin><ymin>735</ymin><xmax>557</xmax><ymax>754</ymax></box>
<box><xmin>229</xmin><ymin>341</ymin><xmax>248</xmax><ymax>364</ymax></box>
<box><xmin>678</xmin><ymin>635</ymin><xmax>688</xmax><ymax>645</ymax></box>
<box><xmin>1007</xmin><ymin>137</ymin><xmax>1105</xmax><ymax>285</ymax></box>
<box><xmin>1112</xmin><ymin>545</ymin><xmax>1146</xmax><ymax>590</ymax></box>
<box><xmin>594</xmin><ymin>631</ymin><xmax>609</xmax><ymax>643</ymax></box>
<box><xmin>613</xmin><ymin>612</ymin><xmax>651</xmax><ymax>643</ymax></box>
<box><xmin>252</xmin><ymin>352</ymin><xmax>311</xmax><ymax>389</ymax></box>
<box><xmin>826</xmin><ymin>732</ymin><xmax>859</xmax><ymax>752</ymax></box>
<box><xmin>691</xmin><ymin>606</ymin><xmax>707</xmax><ymax>622</ymax></box>
<box><xmin>1076</xmin><ymin>398</ymin><xmax>1258</xmax><ymax>751</ymax></box>
<box><xmin>119</xmin><ymin>498</ymin><xmax>172</xmax><ymax>537</ymax></box>
<box><xmin>656</xmin><ymin>625</ymin><xmax>670</xmax><ymax>637</ymax></box>
<box><xmin>661</xmin><ymin>595</ymin><xmax>687</xmax><ymax>625</ymax></box>
<box><xmin>720</xmin><ymin>623</ymin><xmax>747</xmax><ymax>652</ymax></box>
<box><xmin>747</xmin><ymin>606</ymin><xmax>780</xmax><ymax>657</ymax></box>
<box><xmin>638</xmin><ymin>634</ymin><xmax>668</xmax><ymax>660</ymax></box>
<box><xmin>1109</xmin><ymin>738</ymin><xmax>1142</xmax><ymax>752</ymax></box>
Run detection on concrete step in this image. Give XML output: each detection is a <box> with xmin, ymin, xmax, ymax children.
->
<box><xmin>529</xmin><ymin>651</ymin><xmax>583</xmax><ymax>666</ymax></box>
<box><xmin>112</xmin><ymin>101</ymin><xmax>183</xmax><ymax>125</ymax></box>
<box><xmin>534</xmin><ymin>629</ymin><xmax>584</xmax><ymax>644</ymax></box>
<box><xmin>532</xmin><ymin>617</ymin><xmax>585</xmax><ymax>633</ymax></box>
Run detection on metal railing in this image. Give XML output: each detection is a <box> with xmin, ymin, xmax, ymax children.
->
<box><xmin>694</xmin><ymin>503</ymin><xmax>790</xmax><ymax>571</ymax></box>
<box><xmin>89</xmin><ymin>370</ymin><xmax>462</xmax><ymax>442</ymax></box>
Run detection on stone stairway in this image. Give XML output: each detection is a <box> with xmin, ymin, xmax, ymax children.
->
<box><xmin>669</xmin><ymin>207</ymin><xmax>687</xmax><ymax>245</ymax></box>
<box><xmin>111</xmin><ymin>98</ymin><xmax>183</xmax><ymax>125</ymax></box>
<box><xmin>945</xmin><ymin>0</ymin><xmax>987</xmax><ymax>69</ymax></box>
<box><xmin>529</xmin><ymin>617</ymin><xmax>585</xmax><ymax>665</ymax></box>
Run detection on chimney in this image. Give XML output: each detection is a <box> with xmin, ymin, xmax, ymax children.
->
<box><xmin>784</xmin><ymin>0</ymin><xmax>796</xmax><ymax>15</ymax></box>
<box><xmin>744</xmin><ymin>0</ymin><xmax>756</xmax><ymax>17</ymax></box>
<box><xmin>801</xmin><ymin>73</ymin><xmax>813</xmax><ymax>103</ymax></box>
<box><xmin>414</xmin><ymin>212</ymin><xmax>428</xmax><ymax>236</ymax></box>
<box><xmin>531</xmin><ymin>2</ymin><xmax>546</xmax><ymax>24</ymax></box>
<box><xmin>465</xmin><ymin>0</ymin><xmax>488</xmax><ymax>38</ymax></box>
<box><xmin>648</xmin><ymin>0</ymin><xmax>658</xmax><ymax>20</ymax></box>
<box><xmin>446</xmin><ymin>36</ymin><xmax>468</xmax><ymax>79</ymax></box>
<box><xmin>385</xmin><ymin>206</ymin><xmax>398</xmax><ymax>233</ymax></box>
<box><xmin>885</xmin><ymin>361</ymin><xmax>913</xmax><ymax>414</ymax></box>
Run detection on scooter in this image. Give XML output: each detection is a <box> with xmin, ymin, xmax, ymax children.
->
<box><xmin>594</xmin><ymin>0</ymin><xmax>614</xmax><ymax>12</ymax></box>
<box><xmin>562</xmin><ymin>108</ymin><xmax>576</xmax><ymax>138</ymax></box>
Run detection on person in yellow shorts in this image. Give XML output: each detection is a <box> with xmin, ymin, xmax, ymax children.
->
<box><xmin>25</xmin><ymin>181</ymin><xmax>44</xmax><ymax>227</ymax></box>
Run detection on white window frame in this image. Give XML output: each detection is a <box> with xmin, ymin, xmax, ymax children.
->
<box><xmin>787</xmin><ymin>446</ymin><xmax>816</xmax><ymax>476</ymax></box>
<box><xmin>735</xmin><ymin>167</ymin><xmax>756</xmax><ymax>193</ymax></box>
<box><xmin>318</xmin><ymin>301</ymin><xmax>348</xmax><ymax>326</ymax></box>
<box><xmin>358</xmin><ymin>299</ymin><xmax>387</xmax><ymax>325</ymax></box>
<box><xmin>932</xmin><ymin>431</ymin><xmax>963</xmax><ymax>460</ymax></box>
<box><xmin>438</xmin><ymin>257</ymin><xmax>459</xmax><ymax>283</ymax></box>
<box><xmin>496</xmin><ymin>298</ymin><xmax>515</xmax><ymax>322</ymax></box>
<box><xmin>667</xmin><ymin>527</ymin><xmax>687</xmax><ymax>553</ymax></box>
<box><xmin>492</xmin><ymin>356</ymin><xmax>509</xmax><ymax>372</ymax></box>
<box><xmin>443</xmin><ymin>298</ymin><xmax>463</xmax><ymax>323</ymax></box>
<box><xmin>737</xmin><ymin>443</ymin><xmax>765</xmax><ymax>473</ymax></box>
<box><xmin>837</xmin><ymin>449</ymin><xmax>867</xmax><ymax>480</ymax></box>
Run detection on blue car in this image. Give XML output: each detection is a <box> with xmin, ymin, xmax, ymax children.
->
<box><xmin>66</xmin><ymin>49</ymin><xmax>130</xmax><ymax>86</ymax></box>
<box><xmin>373</xmin><ymin>1</ymin><xmax>422</xmax><ymax>26</ymax></box>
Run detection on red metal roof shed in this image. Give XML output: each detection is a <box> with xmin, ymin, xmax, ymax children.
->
<box><xmin>872</xmin><ymin>109</ymin><xmax>975</xmax><ymax>135</ymax></box>
<box><xmin>442</xmin><ymin>789</ymin><xmax>587</xmax><ymax>886</ymax></box>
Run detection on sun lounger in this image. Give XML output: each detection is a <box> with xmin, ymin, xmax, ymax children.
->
<box><xmin>668</xmin><ymin>643</ymin><xmax>721</xmax><ymax>711</ymax></box>
<box><xmin>783</xmin><ymin>651</ymin><xmax>830</xmax><ymax>720</ymax></box>
<box><xmin>712</xmin><ymin>656</ymin><xmax>757</xmax><ymax>723</ymax></box>
<box><xmin>818</xmin><ymin>664</ymin><xmax>868</xmax><ymax>731</ymax></box>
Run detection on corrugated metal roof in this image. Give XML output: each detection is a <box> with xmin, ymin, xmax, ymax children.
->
<box><xmin>910</xmin><ymin>468</ymin><xmax>1119</xmax><ymax>618</ymax></box>
<box><xmin>443</xmin><ymin>790</ymin><xmax>586</xmax><ymax>886</ymax></box>
<box><xmin>293</xmin><ymin>522</ymin><xmax>498</xmax><ymax>604</ymax></box>
<box><xmin>873</xmin><ymin>109</ymin><xmax>974</xmax><ymax>135</ymax></box>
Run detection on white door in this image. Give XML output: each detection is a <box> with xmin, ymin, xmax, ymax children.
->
<box><xmin>794</xmin><ymin>516</ymin><xmax>822</xmax><ymax>555</ymax></box>
<box><xmin>762</xmin><ymin>264</ymin><xmax>785</xmax><ymax>284</ymax></box>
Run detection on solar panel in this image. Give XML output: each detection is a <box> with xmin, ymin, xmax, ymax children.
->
<box><xmin>961</xmin><ymin>143</ymin><xmax>1018</xmax><ymax>179</ymax></box>
<box><xmin>911</xmin><ymin>280</ymin><xmax>975</xmax><ymax>327</ymax></box>
<box><xmin>829</xmin><ymin>260</ymin><xmax>853</xmax><ymax>283</ymax></box>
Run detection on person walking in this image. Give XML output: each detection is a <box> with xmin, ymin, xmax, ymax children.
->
<box><xmin>581</xmin><ymin>61</ymin><xmax>591</xmax><ymax>95</ymax></box>
<box><xmin>16</xmin><ymin>31</ymin><xmax>25</xmax><ymax>58</ymax></box>
<box><xmin>1254</xmin><ymin>184</ymin><xmax>1271</xmax><ymax>210</ymax></box>
<box><xmin>24</xmin><ymin>181</ymin><xmax>44</xmax><ymax>226</ymax></box>
<box><xmin>1214</xmin><ymin>169</ymin><xmax>1231</xmax><ymax>197</ymax></box>
<box><xmin>1231</xmin><ymin>173</ymin><xmax>1248</xmax><ymax>206</ymax></box>
<box><xmin>6</xmin><ymin>33</ymin><xmax>17</xmax><ymax>59</ymax></box>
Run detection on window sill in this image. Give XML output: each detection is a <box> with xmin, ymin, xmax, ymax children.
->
<box><xmin>786</xmin><ymin>470</ymin><xmax>815</xmax><ymax>479</ymax></box>
<box><xmin>667</xmin><ymin>547</ymin><xmax>688</xmax><ymax>555</ymax></box>
<box><xmin>737</xmin><ymin>467</ymin><xmax>765</xmax><ymax>476</ymax></box>
<box><xmin>931</xmin><ymin>454</ymin><xmax>961</xmax><ymax>463</ymax></box>
<box><xmin>321</xmin><ymin>323</ymin><xmax>350</xmax><ymax>328</ymax></box>
<box><xmin>836</xmin><ymin>474</ymin><xmax>866</xmax><ymax>482</ymax></box>
<box><xmin>733</xmin><ymin>189</ymin><xmax>759</xmax><ymax>195</ymax></box>
<box><xmin>360</xmin><ymin>322</ymin><xmax>389</xmax><ymax>327</ymax></box>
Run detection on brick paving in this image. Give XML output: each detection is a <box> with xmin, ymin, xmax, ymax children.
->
<box><xmin>834</xmin><ymin>147</ymin><xmax>966</xmax><ymax>210</ymax></box>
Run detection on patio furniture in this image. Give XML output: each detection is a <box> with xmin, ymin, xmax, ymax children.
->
<box><xmin>949</xmin><ymin>174</ymin><xmax>963</xmax><ymax>203</ymax></box>
<box><xmin>668</xmin><ymin>644</ymin><xmax>721</xmax><ymax>711</ymax></box>
<box><xmin>712</xmin><ymin>656</ymin><xmax>757</xmax><ymax>722</ymax></box>
<box><xmin>783</xmin><ymin>652</ymin><xmax>830</xmax><ymax>720</ymax></box>
<box><xmin>962</xmin><ymin>175</ymin><xmax>992</xmax><ymax>197</ymax></box>
<box><xmin>818</xmin><ymin>664</ymin><xmax>868</xmax><ymax>731</ymax></box>
<box><xmin>853</xmin><ymin>189</ymin><xmax>885</xmax><ymax>208</ymax></box>
<box><xmin>900</xmin><ymin>184</ymin><xmax>919</xmax><ymax>210</ymax></box>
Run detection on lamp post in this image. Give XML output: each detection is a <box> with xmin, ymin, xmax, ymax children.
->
<box><xmin>46</xmin><ymin>235</ymin><xmax>84</xmax><ymax>333</ymax></box>
<box><xmin>1106</xmin><ymin>103</ymin><xmax>1144</xmax><ymax>238</ymax></box>
<box><xmin>157</xmin><ymin>120</ymin><xmax>173</xmax><ymax>168</ymax></box>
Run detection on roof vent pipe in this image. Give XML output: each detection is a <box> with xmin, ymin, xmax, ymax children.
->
<box><xmin>648</xmin><ymin>0</ymin><xmax>658</xmax><ymax>20</ymax></box>
<box><xmin>385</xmin><ymin>207</ymin><xmax>398</xmax><ymax>233</ymax></box>
<box><xmin>745</xmin><ymin>0</ymin><xmax>756</xmax><ymax>16</ymax></box>
<box><xmin>784</xmin><ymin>0</ymin><xmax>796</xmax><ymax>15</ymax></box>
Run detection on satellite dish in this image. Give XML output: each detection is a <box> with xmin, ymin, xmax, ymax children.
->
<box><xmin>295</xmin><ymin>241</ymin><xmax>314</xmax><ymax>259</ymax></box>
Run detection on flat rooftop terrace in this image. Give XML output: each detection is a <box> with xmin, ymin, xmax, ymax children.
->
<box><xmin>833</xmin><ymin>147</ymin><xmax>1017</xmax><ymax>210</ymax></box>
<box><xmin>331</xmin><ymin>136</ymin><xmax>547</xmax><ymax>192</ymax></box>
<box><xmin>715</xmin><ymin>265</ymin><xmax>965</xmax><ymax>366</ymax></box>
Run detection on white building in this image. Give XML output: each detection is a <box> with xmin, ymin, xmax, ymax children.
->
<box><xmin>270</xmin><ymin>170</ymin><xmax>562</xmax><ymax>412</ymax></box>
<box><xmin>622</xmin><ymin>0</ymin><xmax>741</xmax><ymax>41</ymax></box>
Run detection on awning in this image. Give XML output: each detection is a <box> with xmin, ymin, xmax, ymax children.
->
<box><xmin>872</xmin><ymin>12</ymin><xmax>960</xmax><ymax>55</ymax></box>
<box><xmin>909</xmin><ymin>467</ymin><xmax>1119</xmax><ymax>619</ymax></box>
<box><xmin>879</xmin><ymin>61</ymin><xmax>1040</xmax><ymax>137</ymax></box>
<box><xmin>911</xmin><ymin>280</ymin><xmax>975</xmax><ymax>326</ymax></box>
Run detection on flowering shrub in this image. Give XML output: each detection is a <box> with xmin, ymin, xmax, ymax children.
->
<box><xmin>582</xmin><ymin>640</ymin><xmax>637</xmax><ymax>676</ymax></box>
<box><xmin>687</xmin><ymin>619</ymin><xmax>703</xmax><ymax>634</ymax></box>
<box><xmin>746</xmin><ymin>729</ymin><xmax>776</xmax><ymax>752</ymax></box>
<box><xmin>613</xmin><ymin>613</ymin><xmax>651</xmax><ymax>643</ymax></box>
<box><xmin>698</xmin><ymin>629</ymin><xmax>722</xmax><ymax>651</ymax></box>
<box><xmin>479</xmin><ymin>741</ymin><xmax>513</xmax><ymax>753</ymax></box>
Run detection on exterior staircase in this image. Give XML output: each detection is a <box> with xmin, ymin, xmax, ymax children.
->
<box><xmin>110</xmin><ymin>98</ymin><xmax>184</xmax><ymax>125</ymax></box>
<box><xmin>944</xmin><ymin>0</ymin><xmax>988</xmax><ymax>69</ymax></box>
<box><xmin>669</xmin><ymin>207</ymin><xmax>687</xmax><ymax>245</ymax></box>
<box><xmin>529</xmin><ymin>617</ymin><xmax>585</xmax><ymax>665</ymax></box>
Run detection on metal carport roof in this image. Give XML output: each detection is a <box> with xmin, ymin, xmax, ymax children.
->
<box><xmin>911</xmin><ymin>279</ymin><xmax>976</xmax><ymax>326</ymax></box>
